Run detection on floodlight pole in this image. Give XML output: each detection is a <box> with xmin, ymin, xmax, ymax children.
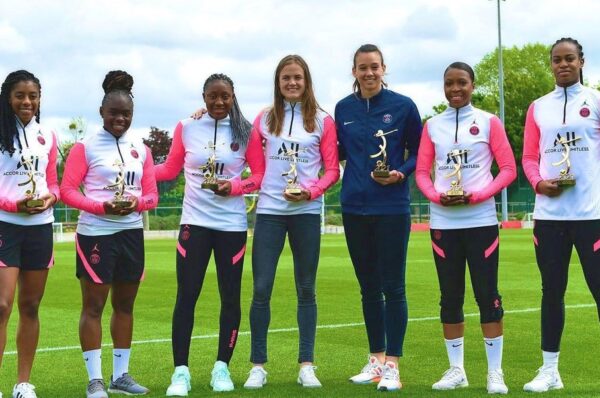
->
<box><xmin>495</xmin><ymin>0</ymin><xmax>509</xmax><ymax>222</ymax></box>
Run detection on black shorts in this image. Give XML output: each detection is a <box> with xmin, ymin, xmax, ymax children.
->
<box><xmin>0</xmin><ymin>221</ymin><xmax>53</xmax><ymax>270</ymax></box>
<box><xmin>76</xmin><ymin>229</ymin><xmax>145</xmax><ymax>284</ymax></box>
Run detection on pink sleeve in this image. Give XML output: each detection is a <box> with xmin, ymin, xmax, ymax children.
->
<box><xmin>230</xmin><ymin>125</ymin><xmax>265</xmax><ymax>196</ymax></box>
<box><xmin>154</xmin><ymin>122</ymin><xmax>184</xmax><ymax>182</ymax></box>
<box><xmin>59</xmin><ymin>143</ymin><xmax>105</xmax><ymax>215</ymax></box>
<box><xmin>415</xmin><ymin>124</ymin><xmax>442</xmax><ymax>205</ymax></box>
<box><xmin>0</xmin><ymin>196</ymin><xmax>17</xmax><ymax>212</ymax></box>
<box><xmin>46</xmin><ymin>131</ymin><xmax>60</xmax><ymax>201</ymax></box>
<box><xmin>469</xmin><ymin>116</ymin><xmax>517</xmax><ymax>204</ymax></box>
<box><xmin>307</xmin><ymin>116</ymin><xmax>340</xmax><ymax>200</ymax></box>
<box><xmin>522</xmin><ymin>103</ymin><xmax>543</xmax><ymax>193</ymax></box>
<box><xmin>136</xmin><ymin>146</ymin><xmax>158</xmax><ymax>211</ymax></box>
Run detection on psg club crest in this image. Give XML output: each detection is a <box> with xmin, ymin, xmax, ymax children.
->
<box><xmin>230</xmin><ymin>142</ymin><xmax>240</xmax><ymax>152</ymax></box>
<box><xmin>130</xmin><ymin>148</ymin><xmax>139</xmax><ymax>159</ymax></box>
<box><xmin>382</xmin><ymin>114</ymin><xmax>392</xmax><ymax>124</ymax></box>
<box><xmin>469</xmin><ymin>125</ymin><xmax>480</xmax><ymax>135</ymax></box>
<box><xmin>37</xmin><ymin>132</ymin><xmax>46</xmax><ymax>145</ymax></box>
<box><xmin>90</xmin><ymin>244</ymin><xmax>101</xmax><ymax>265</ymax></box>
<box><xmin>433</xmin><ymin>230</ymin><xmax>442</xmax><ymax>240</ymax></box>
<box><xmin>580</xmin><ymin>107</ymin><xmax>590</xmax><ymax>118</ymax></box>
<box><xmin>181</xmin><ymin>225</ymin><xmax>191</xmax><ymax>241</ymax></box>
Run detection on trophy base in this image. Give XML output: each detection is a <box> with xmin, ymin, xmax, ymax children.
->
<box><xmin>201</xmin><ymin>182</ymin><xmax>219</xmax><ymax>190</ymax></box>
<box><xmin>556</xmin><ymin>178</ymin><xmax>576</xmax><ymax>187</ymax></box>
<box><xmin>373</xmin><ymin>170</ymin><xmax>390</xmax><ymax>178</ymax></box>
<box><xmin>446</xmin><ymin>189</ymin><xmax>464</xmax><ymax>197</ymax></box>
<box><xmin>113</xmin><ymin>200</ymin><xmax>133</xmax><ymax>208</ymax></box>
<box><xmin>285</xmin><ymin>187</ymin><xmax>303</xmax><ymax>196</ymax></box>
<box><xmin>26</xmin><ymin>199</ymin><xmax>45</xmax><ymax>208</ymax></box>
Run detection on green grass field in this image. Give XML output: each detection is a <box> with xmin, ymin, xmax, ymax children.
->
<box><xmin>1</xmin><ymin>230</ymin><xmax>599</xmax><ymax>397</ymax></box>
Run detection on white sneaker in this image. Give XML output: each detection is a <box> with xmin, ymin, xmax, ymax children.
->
<box><xmin>244</xmin><ymin>366</ymin><xmax>267</xmax><ymax>389</ymax></box>
<box><xmin>210</xmin><ymin>361</ymin><xmax>234</xmax><ymax>392</ymax></box>
<box><xmin>349</xmin><ymin>356</ymin><xmax>384</xmax><ymax>384</ymax></box>
<box><xmin>523</xmin><ymin>366</ymin><xmax>563</xmax><ymax>392</ymax></box>
<box><xmin>487</xmin><ymin>369</ymin><xmax>508</xmax><ymax>394</ymax></box>
<box><xmin>377</xmin><ymin>362</ymin><xmax>402</xmax><ymax>391</ymax></box>
<box><xmin>297</xmin><ymin>365</ymin><xmax>322</xmax><ymax>388</ymax></box>
<box><xmin>166</xmin><ymin>366</ymin><xmax>191</xmax><ymax>396</ymax></box>
<box><xmin>12</xmin><ymin>383</ymin><xmax>37</xmax><ymax>398</ymax></box>
<box><xmin>432</xmin><ymin>366</ymin><xmax>469</xmax><ymax>390</ymax></box>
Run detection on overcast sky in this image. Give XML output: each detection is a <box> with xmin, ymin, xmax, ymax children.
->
<box><xmin>1</xmin><ymin>0</ymin><xmax>599</xmax><ymax>141</ymax></box>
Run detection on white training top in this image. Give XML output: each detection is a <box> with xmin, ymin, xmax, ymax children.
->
<box><xmin>0</xmin><ymin>119</ymin><xmax>58</xmax><ymax>225</ymax></box>
<box><xmin>423</xmin><ymin>104</ymin><xmax>514</xmax><ymax>229</ymax></box>
<box><xmin>255</xmin><ymin>102</ymin><xmax>337</xmax><ymax>215</ymax></box>
<box><xmin>523</xmin><ymin>83</ymin><xmax>600</xmax><ymax>220</ymax></box>
<box><xmin>155</xmin><ymin>116</ymin><xmax>263</xmax><ymax>232</ymax></box>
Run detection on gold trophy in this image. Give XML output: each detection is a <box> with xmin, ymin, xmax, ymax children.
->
<box><xmin>445</xmin><ymin>149</ymin><xmax>469</xmax><ymax>197</ymax></box>
<box><xmin>370</xmin><ymin>128</ymin><xmax>398</xmax><ymax>178</ymax></box>
<box><xmin>281</xmin><ymin>143</ymin><xmax>305</xmax><ymax>195</ymax></box>
<box><xmin>552</xmin><ymin>135</ymin><xmax>581</xmax><ymax>186</ymax></box>
<box><xmin>18</xmin><ymin>155</ymin><xmax>44</xmax><ymax>207</ymax></box>
<box><xmin>107</xmin><ymin>160</ymin><xmax>133</xmax><ymax>207</ymax></box>
<box><xmin>200</xmin><ymin>140</ymin><xmax>219</xmax><ymax>190</ymax></box>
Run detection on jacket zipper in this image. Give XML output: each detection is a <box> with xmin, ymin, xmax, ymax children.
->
<box><xmin>288</xmin><ymin>103</ymin><xmax>296</xmax><ymax>136</ymax></box>
<box><xmin>454</xmin><ymin>108</ymin><xmax>459</xmax><ymax>144</ymax></box>
<box><xmin>562</xmin><ymin>86</ymin><xmax>567</xmax><ymax>125</ymax></box>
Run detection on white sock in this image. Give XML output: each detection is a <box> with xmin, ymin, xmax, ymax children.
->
<box><xmin>83</xmin><ymin>349</ymin><xmax>103</xmax><ymax>381</ymax></box>
<box><xmin>113</xmin><ymin>348</ymin><xmax>131</xmax><ymax>381</ymax></box>
<box><xmin>484</xmin><ymin>336</ymin><xmax>503</xmax><ymax>372</ymax></box>
<box><xmin>542</xmin><ymin>351</ymin><xmax>559</xmax><ymax>370</ymax></box>
<box><xmin>445</xmin><ymin>337</ymin><xmax>464</xmax><ymax>369</ymax></box>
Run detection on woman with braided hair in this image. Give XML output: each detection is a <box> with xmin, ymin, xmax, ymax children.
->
<box><xmin>60</xmin><ymin>70</ymin><xmax>158</xmax><ymax>398</ymax></box>
<box><xmin>522</xmin><ymin>37</ymin><xmax>600</xmax><ymax>393</ymax></box>
<box><xmin>0</xmin><ymin>70</ymin><xmax>59</xmax><ymax>398</ymax></box>
<box><xmin>156</xmin><ymin>73</ymin><xmax>264</xmax><ymax>395</ymax></box>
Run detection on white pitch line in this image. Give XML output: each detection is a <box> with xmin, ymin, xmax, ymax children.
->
<box><xmin>4</xmin><ymin>303</ymin><xmax>595</xmax><ymax>356</ymax></box>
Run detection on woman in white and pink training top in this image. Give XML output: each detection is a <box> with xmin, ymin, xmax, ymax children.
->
<box><xmin>522</xmin><ymin>37</ymin><xmax>600</xmax><ymax>393</ymax></box>
<box><xmin>243</xmin><ymin>54</ymin><xmax>339</xmax><ymax>390</ymax></box>
<box><xmin>416</xmin><ymin>62</ymin><xmax>515</xmax><ymax>394</ymax></box>
<box><xmin>60</xmin><ymin>71</ymin><xmax>157</xmax><ymax>398</ymax></box>
<box><xmin>0</xmin><ymin>70</ymin><xmax>59</xmax><ymax>398</ymax></box>
<box><xmin>157</xmin><ymin>73</ymin><xmax>264</xmax><ymax>395</ymax></box>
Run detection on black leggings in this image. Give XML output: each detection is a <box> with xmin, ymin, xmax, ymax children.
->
<box><xmin>171</xmin><ymin>224</ymin><xmax>247</xmax><ymax>365</ymax></box>
<box><xmin>534</xmin><ymin>219</ymin><xmax>600</xmax><ymax>352</ymax></box>
<box><xmin>430</xmin><ymin>225</ymin><xmax>503</xmax><ymax>324</ymax></box>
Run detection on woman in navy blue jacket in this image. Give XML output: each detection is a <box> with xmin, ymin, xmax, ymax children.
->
<box><xmin>335</xmin><ymin>44</ymin><xmax>422</xmax><ymax>392</ymax></box>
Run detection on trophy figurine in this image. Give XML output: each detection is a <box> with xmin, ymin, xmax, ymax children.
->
<box><xmin>281</xmin><ymin>144</ymin><xmax>304</xmax><ymax>195</ymax></box>
<box><xmin>17</xmin><ymin>155</ymin><xmax>44</xmax><ymax>207</ymax></box>
<box><xmin>107</xmin><ymin>160</ymin><xmax>133</xmax><ymax>207</ymax></box>
<box><xmin>370</xmin><ymin>128</ymin><xmax>398</xmax><ymax>178</ymax></box>
<box><xmin>445</xmin><ymin>149</ymin><xmax>469</xmax><ymax>197</ymax></box>
<box><xmin>552</xmin><ymin>135</ymin><xmax>581</xmax><ymax>186</ymax></box>
<box><xmin>200</xmin><ymin>140</ymin><xmax>219</xmax><ymax>190</ymax></box>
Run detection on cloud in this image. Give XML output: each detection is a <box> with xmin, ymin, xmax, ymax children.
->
<box><xmin>0</xmin><ymin>21</ymin><xmax>28</xmax><ymax>53</ymax></box>
<box><xmin>2</xmin><ymin>0</ymin><xmax>600</xmax><ymax>132</ymax></box>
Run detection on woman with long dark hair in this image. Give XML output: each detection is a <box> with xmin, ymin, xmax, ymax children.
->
<box><xmin>157</xmin><ymin>73</ymin><xmax>264</xmax><ymax>395</ymax></box>
<box><xmin>0</xmin><ymin>70</ymin><xmax>59</xmax><ymax>398</ymax></box>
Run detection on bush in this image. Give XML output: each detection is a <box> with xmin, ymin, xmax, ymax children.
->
<box><xmin>148</xmin><ymin>215</ymin><xmax>181</xmax><ymax>231</ymax></box>
<box><xmin>325</xmin><ymin>213</ymin><xmax>343</xmax><ymax>226</ymax></box>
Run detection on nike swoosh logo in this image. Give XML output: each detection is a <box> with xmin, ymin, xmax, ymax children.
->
<box><xmin>452</xmin><ymin>344</ymin><xmax>462</xmax><ymax>347</ymax></box>
<box><xmin>485</xmin><ymin>342</ymin><xmax>493</xmax><ymax>346</ymax></box>
<box><xmin>114</xmin><ymin>354</ymin><xmax>122</xmax><ymax>357</ymax></box>
<box><xmin>343</xmin><ymin>121</ymin><xmax>355</xmax><ymax>125</ymax></box>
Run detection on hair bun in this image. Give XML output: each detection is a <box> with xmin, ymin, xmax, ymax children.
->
<box><xmin>102</xmin><ymin>70</ymin><xmax>134</xmax><ymax>95</ymax></box>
